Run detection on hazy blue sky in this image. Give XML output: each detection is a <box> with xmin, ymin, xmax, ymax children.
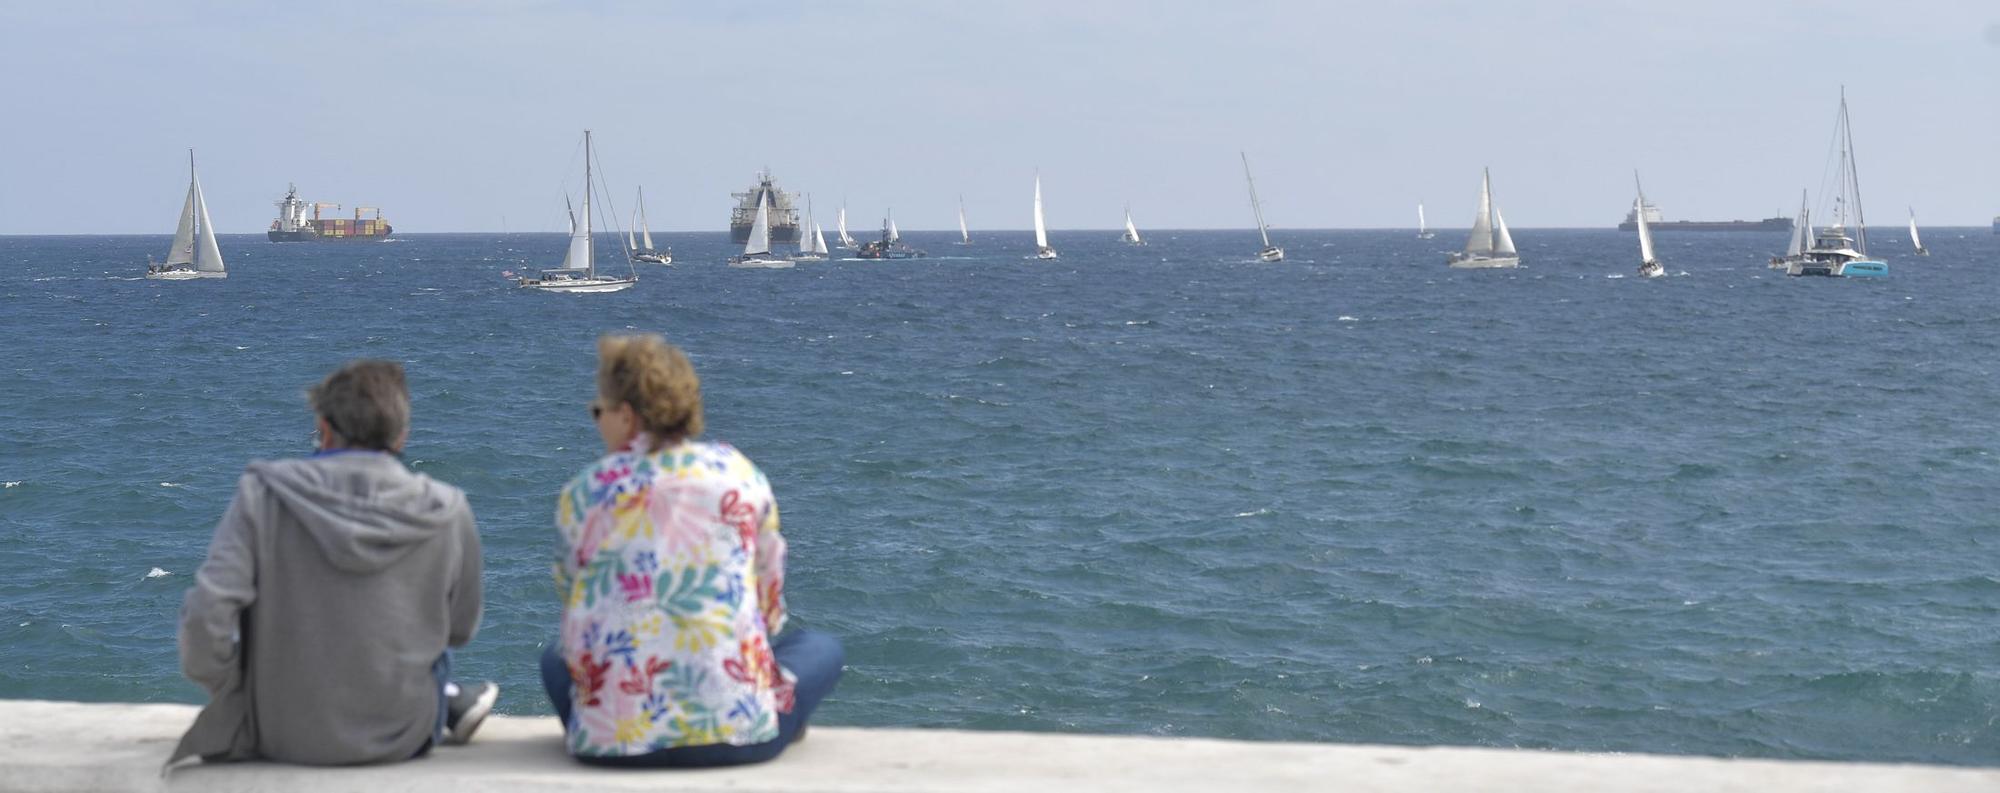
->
<box><xmin>3</xmin><ymin>1</ymin><xmax>1996</xmax><ymax>234</ymax></box>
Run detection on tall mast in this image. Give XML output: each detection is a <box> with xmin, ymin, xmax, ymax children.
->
<box><xmin>1841</xmin><ymin>89</ymin><xmax>1868</xmax><ymax>255</ymax></box>
<box><xmin>1242</xmin><ymin>151</ymin><xmax>1270</xmax><ymax>247</ymax></box>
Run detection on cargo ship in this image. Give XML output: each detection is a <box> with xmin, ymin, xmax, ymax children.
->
<box><xmin>728</xmin><ymin>170</ymin><xmax>800</xmax><ymax>245</ymax></box>
<box><xmin>1617</xmin><ymin>202</ymin><xmax>1791</xmax><ymax>232</ymax></box>
<box><xmin>268</xmin><ymin>184</ymin><xmax>393</xmax><ymax>241</ymax></box>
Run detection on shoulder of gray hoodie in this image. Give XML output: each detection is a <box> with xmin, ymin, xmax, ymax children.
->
<box><xmin>170</xmin><ymin>452</ymin><xmax>483</xmax><ymax>768</ymax></box>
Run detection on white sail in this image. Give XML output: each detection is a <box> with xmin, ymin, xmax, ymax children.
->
<box><xmin>744</xmin><ymin>192</ymin><xmax>772</xmax><ymax>256</ymax></box>
<box><xmin>165</xmin><ymin>179</ymin><xmax>198</xmax><ymax>266</ymax></box>
<box><xmin>814</xmin><ymin>222</ymin><xmax>829</xmax><ymax>254</ymax></box>
<box><xmin>1033</xmin><ymin>175</ymin><xmax>1049</xmax><ymax>249</ymax></box>
<box><xmin>625</xmin><ymin>211</ymin><xmax>636</xmax><ymax>251</ymax></box>
<box><xmin>889</xmin><ymin>213</ymin><xmax>901</xmax><ymax>242</ymax></box>
<box><xmin>838</xmin><ymin>206</ymin><xmax>855</xmax><ymax>247</ymax></box>
<box><xmin>1464</xmin><ymin>170</ymin><xmax>1495</xmax><ymax>256</ymax></box>
<box><xmin>1635</xmin><ymin>198</ymin><xmax>1656</xmax><ymax>265</ymax></box>
<box><xmin>958</xmin><ymin>196</ymin><xmax>970</xmax><ymax>243</ymax></box>
<box><xmin>1241</xmin><ymin>152</ymin><xmax>1271</xmax><ymax>247</ymax></box>
<box><xmin>1123</xmin><ymin>207</ymin><xmax>1142</xmax><ymax>244</ymax></box>
<box><xmin>1786</xmin><ymin>191</ymin><xmax>1809</xmax><ymax>258</ymax></box>
<box><xmin>637</xmin><ymin>187</ymin><xmax>655</xmax><ymax>250</ymax></box>
<box><xmin>1908</xmin><ymin>207</ymin><xmax>1923</xmax><ymax>252</ymax></box>
<box><xmin>1417</xmin><ymin>202</ymin><xmax>1428</xmax><ymax>236</ymax></box>
<box><xmin>566</xmin><ymin>133</ymin><xmax>596</xmax><ymax>275</ymax></box>
<box><xmin>799</xmin><ymin>199</ymin><xmax>821</xmax><ymax>255</ymax></box>
<box><xmin>192</xmin><ymin>172</ymin><xmax>224</xmax><ymax>273</ymax></box>
<box><xmin>1493</xmin><ymin>208</ymin><xmax>1516</xmax><ymax>257</ymax></box>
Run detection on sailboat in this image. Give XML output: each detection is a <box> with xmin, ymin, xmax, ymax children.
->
<box><xmin>1786</xmin><ymin>90</ymin><xmax>1887</xmax><ymax>278</ymax></box>
<box><xmin>1120</xmin><ymin>205</ymin><xmax>1144</xmax><ymax>245</ymax></box>
<box><xmin>1027</xmin><ymin>174</ymin><xmax>1058</xmax><ymax>259</ymax></box>
<box><xmin>1446</xmin><ymin>168</ymin><xmax>1519</xmax><ymax>268</ymax></box>
<box><xmin>1633</xmin><ymin>172</ymin><xmax>1663</xmax><ymax>278</ymax></box>
<box><xmin>629</xmin><ymin>187</ymin><xmax>671</xmax><ymax>264</ymax></box>
<box><xmin>1908</xmin><ymin>207</ymin><xmax>1929</xmax><ymax>256</ymax></box>
<box><xmin>795</xmin><ymin>196</ymin><xmax>828</xmax><ymax>261</ymax></box>
<box><xmin>1771</xmin><ymin>191</ymin><xmax>1810</xmax><ymax>269</ymax></box>
<box><xmin>837</xmin><ymin>204</ymin><xmax>858</xmax><ymax>249</ymax></box>
<box><xmin>146</xmin><ymin>150</ymin><xmax>226</xmax><ymax>280</ymax></box>
<box><xmin>1241</xmin><ymin>153</ymin><xmax>1283</xmax><ymax>262</ymax></box>
<box><xmin>518</xmin><ymin>131</ymin><xmax>639</xmax><ymax>292</ymax></box>
<box><xmin>1417</xmin><ymin>202</ymin><xmax>1436</xmax><ymax>239</ymax></box>
<box><xmin>728</xmin><ymin>191</ymin><xmax>795</xmax><ymax>269</ymax></box>
<box><xmin>957</xmin><ymin>195</ymin><xmax>972</xmax><ymax>245</ymax></box>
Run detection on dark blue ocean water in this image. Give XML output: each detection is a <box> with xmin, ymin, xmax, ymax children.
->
<box><xmin>2</xmin><ymin>228</ymin><xmax>1997</xmax><ymax>765</ymax></box>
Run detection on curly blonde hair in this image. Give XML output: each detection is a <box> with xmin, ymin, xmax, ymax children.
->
<box><xmin>597</xmin><ymin>333</ymin><xmax>704</xmax><ymax>448</ymax></box>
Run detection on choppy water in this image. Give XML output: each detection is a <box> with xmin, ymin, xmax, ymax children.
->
<box><xmin>2</xmin><ymin>228</ymin><xmax>1998</xmax><ymax>765</ymax></box>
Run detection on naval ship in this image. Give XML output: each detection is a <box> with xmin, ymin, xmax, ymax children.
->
<box><xmin>729</xmin><ymin>170</ymin><xmax>801</xmax><ymax>245</ymax></box>
<box><xmin>268</xmin><ymin>184</ymin><xmax>392</xmax><ymax>241</ymax></box>
<box><xmin>1618</xmin><ymin>202</ymin><xmax>1791</xmax><ymax>232</ymax></box>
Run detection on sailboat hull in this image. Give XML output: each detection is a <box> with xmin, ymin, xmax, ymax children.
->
<box><xmin>1447</xmin><ymin>254</ymin><xmax>1520</xmax><ymax>269</ymax></box>
<box><xmin>633</xmin><ymin>251</ymin><xmax>672</xmax><ymax>265</ymax></box>
<box><xmin>1031</xmin><ymin>248</ymin><xmax>1059</xmax><ymax>260</ymax></box>
<box><xmin>1638</xmin><ymin>262</ymin><xmax>1665</xmax><ymax>278</ymax></box>
<box><xmin>1256</xmin><ymin>247</ymin><xmax>1284</xmax><ymax>262</ymax></box>
<box><xmin>145</xmin><ymin>269</ymin><xmax>211</xmax><ymax>281</ymax></box>
<box><xmin>519</xmin><ymin>277</ymin><xmax>637</xmax><ymax>293</ymax></box>
<box><xmin>728</xmin><ymin>257</ymin><xmax>796</xmax><ymax>269</ymax></box>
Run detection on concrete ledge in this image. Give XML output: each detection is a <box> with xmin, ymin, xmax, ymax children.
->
<box><xmin>0</xmin><ymin>700</ymin><xmax>1995</xmax><ymax>792</ymax></box>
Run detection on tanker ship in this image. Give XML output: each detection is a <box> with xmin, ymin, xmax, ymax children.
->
<box><xmin>268</xmin><ymin>184</ymin><xmax>393</xmax><ymax>241</ymax></box>
<box><xmin>728</xmin><ymin>170</ymin><xmax>800</xmax><ymax>245</ymax></box>
<box><xmin>1617</xmin><ymin>202</ymin><xmax>1791</xmax><ymax>232</ymax></box>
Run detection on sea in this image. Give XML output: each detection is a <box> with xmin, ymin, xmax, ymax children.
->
<box><xmin>2</xmin><ymin>228</ymin><xmax>1997</xmax><ymax>766</ymax></box>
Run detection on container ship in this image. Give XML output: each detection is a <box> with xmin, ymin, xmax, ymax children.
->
<box><xmin>268</xmin><ymin>184</ymin><xmax>393</xmax><ymax>241</ymax></box>
<box><xmin>1617</xmin><ymin>203</ymin><xmax>1791</xmax><ymax>232</ymax></box>
<box><xmin>729</xmin><ymin>170</ymin><xmax>800</xmax><ymax>245</ymax></box>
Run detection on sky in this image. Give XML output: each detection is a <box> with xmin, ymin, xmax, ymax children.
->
<box><xmin>2</xmin><ymin>1</ymin><xmax>1996</xmax><ymax>234</ymax></box>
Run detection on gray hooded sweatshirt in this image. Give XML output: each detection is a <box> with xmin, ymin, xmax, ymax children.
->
<box><xmin>172</xmin><ymin>452</ymin><xmax>482</xmax><ymax>766</ymax></box>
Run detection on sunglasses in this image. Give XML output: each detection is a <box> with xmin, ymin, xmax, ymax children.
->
<box><xmin>589</xmin><ymin>402</ymin><xmax>603</xmax><ymax>420</ymax></box>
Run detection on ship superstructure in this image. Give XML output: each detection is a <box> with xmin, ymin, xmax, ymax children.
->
<box><xmin>729</xmin><ymin>170</ymin><xmax>800</xmax><ymax>245</ymax></box>
<box><xmin>268</xmin><ymin>184</ymin><xmax>393</xmax><ymax>241</ymax></box>
<box><xmin>1618</xmin><ymin>202</ymin><xmax>1791</xmax><ymax>232</ymax></box>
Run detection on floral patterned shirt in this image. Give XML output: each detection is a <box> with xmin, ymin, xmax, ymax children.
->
<box><xmin>553</xmin><ymin>437</ymin><xmax>792</xmax><ymax>756</ymax></box>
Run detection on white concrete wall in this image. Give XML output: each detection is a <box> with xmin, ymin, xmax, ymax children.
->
<box><xmin>0</xmin><ymin>700</ymin><xmax>1993</xmax><ymax>792</ymax></box>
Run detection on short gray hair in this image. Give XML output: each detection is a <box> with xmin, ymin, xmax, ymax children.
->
<box><xmin>307</xmin><ymin>360</ymin><xmax>409</xmax><ymax>451</ymax></box>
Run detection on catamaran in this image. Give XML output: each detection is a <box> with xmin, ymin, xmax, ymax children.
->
<box><xmin>1908</xmin><ymin>207</ymin><xmax>1929</xmax><ymax>256</ymax></box>
<box><xmin>728</xmin><ymin>192</ymin><xmax>794</xmax><ymax>269</ymax></box>
<box><xmin>795</xmin><ymin>196</ymin><xmax>828</xmax><ymax>261</ymax></box>
<box><xmin>1241</xmin><ymin>153</ymin><xmax>1283</xmax><ymax>262</ymax></box>
<box><xmin>1785</xmin><ymin>90</ymin><xmax>1886</xmax><ymax>278</ymax></box>
<box><xmin>1417</xmin><ymin>202</ymin><xmax>1436</xmax><ymax>240</ymax></box>
<box><xmin>518</xmin><ymin>131</ymin><xmax>638</xmax><ymax>293</ymax></box>
<box><xmin>629</xmin><ymin>186</ymin><xmax>671</xmax><ymax>264</ymax></box>
<box><xmin>1446</xmin><ymin>168</ymin><xmax>1519</xmax><ymax>268</ymax></box>
<box><xmin>1633</xmin><ymin>172</ymin><xmax>1663</xmax><ymax>278</ymax></box>
<box><xmin>1031</xmin><ymin>174</ymin><xmax>1058</xmax><ymax>259</ymax></box>
<box><xmin>1120</xmin><ymin>206</ymin><xmax>1144</xmax><ymax>245</ymax></box>
<box><xmin>957</xmin><ymin>196</ymin><xmax>972</xmax><ymax>245</ymax></box>
<box><xmin>147</xmin><ymin>150</ymin><xmax>226</xmax><ymax>280</ymax></box>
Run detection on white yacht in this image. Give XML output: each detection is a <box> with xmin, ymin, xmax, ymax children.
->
<box><xmin>147</xmin><ymin>150</ymin><xmax>226</xmax><ymax>280</ymax></box>
<box><xmin>1446</xmin><ymin>168</ymin><xmax>1519</xmax><ymax>269</ymax></box>
<box><xmin>629</xmin><ymin>186</ymin><xmax>671</xmax><ymax>264</ymax></box>
<box><xmin>795</xmin><ymin>196</ymin><xmax>828</xmax><ymax>261</ymax></box>
<box><xmin>1031</xmin><ymin>174</ymin><xmax>1058</xmax><ymax>259</ymax></box>
<box><xmin>1120</xmin><ymin>206</ymin><xmax>1144</xmax><ymax>245</ymax></box>
<box><xmin>1785</xmin><ymin>91</ymin><xmax>1886</xmax><ymax>278</ymax></box>
<box><xmin>1633</xmin><ymin>173</ymin><xmax>1663</xmax><ymax>278</ymax></box>
<box><xmin>1242</xmin><ymin>152</ymin><xmax>1283</xmax><ymax>262</ymax></box>
<box><xmin>728</xmin><ymin>191</ymin><xmax>795</xmax><ymax>269</ymax></box>
<box><xmin>518</xmin><ymin>131</ymin><xmax>638</xmax><ymax>293</ymax></box>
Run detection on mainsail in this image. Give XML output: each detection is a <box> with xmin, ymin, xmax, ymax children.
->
<box><xmin>1242</xmin><ymin>152</ymin><xmax>1271</xmax><ymax>247</ymax></box>
<box><xmin>799</xmin><ymin>199</ymin><xmax>821</xmax><ymax>255</ymax></box>
<box><xmin>1123</xmin><ymin>207</ymin><xmax>1142</xmax><ymax>244</ymax></box>
<box><xmin>1033</xmin><ymin>175</ymin><xmax>1049</xmax><ymax>249</ymax></box>
<box><xmin>638</xmin><ymin>187</ymin><xmax>656</xmax><ymax>251</ymax></box>
<box><xmin>958</xmin><ymin>195</ymin><xmax>970</xmax><ymax>244</ymax></box>
<box><xmin>1418</xmin><ymin>202</ymin><xmax>1428</xmax><ymax>236</ymax></box>
<box><xmin>1907</xmin><ymin>207</ymin><xmax>1924</xmax><ymax>252</ymax></box>
<box><xmin>744</xmin><ymin>192</ymin><xmax>772</xmax><ymax>256</ymax></box>
<box><xmin>838</xmin><ymin>206</ymin><xmax>855</xmax><ymax>247</ymax></box>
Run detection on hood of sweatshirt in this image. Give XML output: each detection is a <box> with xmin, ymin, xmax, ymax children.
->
<box><xmin>247</xmin><ymin>453</ymin><xmax>466</xmax><ymax>574</ymax></box>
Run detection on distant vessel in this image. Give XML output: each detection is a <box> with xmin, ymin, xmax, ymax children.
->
<box><xmin>1771</xmin><ymin>192</ymin><xmax>1810</xmax><ymax>269</ymax></box>
<box><xmin>728</xmin><ymin>191</ymin><xmax>795</xmax><ymax>268</ymax></box>
<box><xmin>517</xmin><ymin>131</ymin><xmax>637</xmax><ymax>292</ymax></box>
<box><xmin>148</xmin><ymin>150</ymin><xmax>226</xmax><ymax>280</ymax></box>
<box><xmin>729</xmin><ymin>170</ymin><xmax>800</xmax><ymax>245</ymax></box>
<box><xmin>1416</xmin><ymin>202</ymin><xmax>1435</xmax><ymax>239</ymax></box>
<box><xmin>957</xmin><ymin>195</ymin><xmax>971</xmax><ymax>245</ymax></box>
<box><xmin>857</xmin><ymin>213</ymin><xmax>926</xmax><ymax>259</ymax></box>
<box><xmin>1633</xmin><ymin>172</ymin><xmax>1663</xmax><ymax>279</ymax></box>
<box><xmin>268</xmin><ymin>184</ymin><xmax>393</xmax><ymax>241</ymax></box>
<box><xmin>1447</xmin><ymin>168</ymin><xmax>1519</xmax><ymax>268</ymax></box>
<box><xmin>1031</xmin><ymin>174</ymin><xmax>1058</xmax><ymax>260</ymax></box>
<box><xmin>1120</xmin><ymin>205</ymin><xmax>1144</xmax><ymax>245</ymax></box>
<box><xmin>795</xmin><ymin>196</ymin><xmax>828</xmax><ymax>262</ymax></box>
<box><xmin>1617</xmin><ymin>204</ymin><xmax>1791</xmax><ymax>233</ymax></box>
<box><xmin>837</xmin><ymin>205</ymin><xmax>858</xmax><ymax>249</ymax></box>
<box><xmin>1993</xmin><ymin>215</ymin><xmax>1999</xmax><ymax>235</ymax></box>
<box><xmin>1241</xmin><ymin>152</ymin><xmax>1282</xmax><ymax>262</ymax></box>
<box><xmin>1785</xmin><ymin>91</ymin><xmax>1886</xmax><ymax>278</ymax></box>
<box><xmin>1907</xmin><ymin>208</ymin><xmax>1928</xmax><ymax>256</ymax></box>
<box><xmin>629</xmin><ymin>187</ymin><xmax>671</xmax><ymax>264</ymax></box>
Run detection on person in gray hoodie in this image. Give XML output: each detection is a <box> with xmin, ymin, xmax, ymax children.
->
<box><xmin>171</xmin><ymin>360</ymin><xmax>496</xmax><ymax>767</ymax></box>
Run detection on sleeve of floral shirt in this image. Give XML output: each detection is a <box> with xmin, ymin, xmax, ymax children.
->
<box><xmin>756</xmin><ymin>497</ymin><xmax>787</xmax><ymax>636</ymax></box>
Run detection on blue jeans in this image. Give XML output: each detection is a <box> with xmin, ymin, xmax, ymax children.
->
<box><xmin>539</xmin><ymin>629</ymin><xmax>843</xmax><ymax>767</ymax></box>
<box><xmin>412</xmin><ymin>649</ymin><xmax>453</xmax><ymax>758</ymax></box>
